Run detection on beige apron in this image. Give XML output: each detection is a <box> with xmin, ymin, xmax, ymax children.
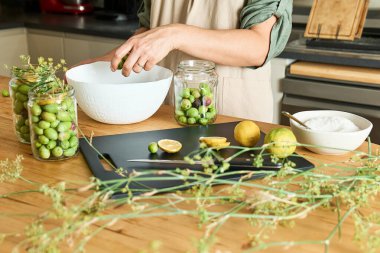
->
<box><xmin>150</xmin><ymin>0</ymin><xmax>274</xmax><ymax>123</ymax></box>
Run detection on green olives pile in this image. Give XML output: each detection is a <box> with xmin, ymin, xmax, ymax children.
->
<box><xmin>9</xmin><ymin>79</ymin><xmax>32</xmax><ymax>143</ymax></box>
<box><xmin>175</xmin><ymin>83</ymin><xmax>217</xmax><ymax>126</ymax></box>
<box><xmin>28</xmin><ymin>95</ymin><xmax>79</xmax><ymax>160</ymax></box>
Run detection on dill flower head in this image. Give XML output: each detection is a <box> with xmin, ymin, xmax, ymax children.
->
<box><xmin>0</xmin><ymin>155</ymin><xmax>23</xmax><ymax>183</ymax></box>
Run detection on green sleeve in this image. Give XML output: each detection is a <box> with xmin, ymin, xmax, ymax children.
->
<box><xmin>137</xmin><ymin>0</ymin><xmax>151</xmax><ymax>28</ymax></box>
<box><xmin>240</xmin><ymin>0</ymin><xmax>293</xmax><ymax>67</ymax></box>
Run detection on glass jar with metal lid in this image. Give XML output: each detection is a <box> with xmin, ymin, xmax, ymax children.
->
<box><xmin>174</xmin><ymin>60</ymin><xmax>218</xmax><ymax>126</ymax></box>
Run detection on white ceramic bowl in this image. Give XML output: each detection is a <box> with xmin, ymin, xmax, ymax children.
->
<box><xmin>66</xmin><ymin>62</ymin><xmax>173</xmax><ymax>124</ymax></box>
<box><xmin>289</xmin><ymin>110</ymin><xmax>373</xmax><ymax>155</ymax></box>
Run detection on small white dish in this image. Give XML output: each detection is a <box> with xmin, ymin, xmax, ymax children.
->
<box><xmin>290</xmin><ymin>110</ymin><xmax>373</xmax><ymax>155</ymax></box>
<box><xmin>66</xmin><ymin>61</ymin><xmax>173</xmax><ymax>124</ymax></box>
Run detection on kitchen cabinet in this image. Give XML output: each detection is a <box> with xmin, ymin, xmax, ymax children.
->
<box><xmin>64</xmin><ymin>33</ymin><xmax>124</xmax><ymax>65</ymax></box>
<box><xmin>27</xmin><ymin>29</ymin><xmax>124</xmax><ymax>66</ymax></box>
<box><xmin>0</xmin><ymin>28</ymin><xmax>28</xmax><ymax>76</ymax></box>
<box><xmin>27</xmin><ymin>29</ymin><xmax>65</xmax><ymax>62</ymax></box>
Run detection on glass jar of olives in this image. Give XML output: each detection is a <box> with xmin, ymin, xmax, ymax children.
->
<box><xmin>8</xmin><ymin>56</ymin><xmax>67</xmax><ymax>144</ymax></box>
<box><xmin>27</xmin><ymin>85</ymin><xmax>79</xmax><ymax>161</ymax></box>
<box><xmin>9</xmin><ymin>73</ymin><xmax>52</xmax><ymax>143</ymax></box>
<box><xmin>174</xmin><ymin>60</ymin><xmax>218</xmax><ymax>126</ymax></box>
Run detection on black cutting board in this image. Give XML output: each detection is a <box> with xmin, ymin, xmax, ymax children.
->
<box><xmin>79</xmin><ymin>122</ymin><xmax>314</xmax><ymax>197</ymax></box>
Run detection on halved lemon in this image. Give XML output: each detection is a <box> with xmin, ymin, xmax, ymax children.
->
<box><xmin>199</xmin><ymin>136</ymin><xmax>227</xmax><ymax>147</ymax></box>
<box><xmin>157</xmin><ymin>139</ymin><xmax>182</xmax><ymax>153</ymax></box>
<box><xmin>213</xmin><ymin>142</ymin><xmax>231</xmax><ymax>149</ymax></box>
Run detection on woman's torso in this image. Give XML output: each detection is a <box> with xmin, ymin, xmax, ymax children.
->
<box><xmin>150</xmin><ymin>0</ymin><xmax>273</xmax><ymax>123</ymax></box>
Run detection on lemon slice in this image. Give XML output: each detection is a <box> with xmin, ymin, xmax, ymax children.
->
<box><xmin>213</xmin><ymin>142</ymin><xmax>231</xmax><ymax>149</ymax></box>
<box><xmin>158</xmin><ymin>139</ymin><xmax>182</xmax><ymax>153</ymax></box>
<box><xmin>199</xmin><ymin>136</ymin><xmax>227</xmax><ymax>147</ymax></box>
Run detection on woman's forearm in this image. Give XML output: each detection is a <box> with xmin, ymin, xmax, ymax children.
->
<box><xmin>111</xmin><ymin>17</ymin><xmax>276</xmax><ymax>75</ymax></box>
<box><xmin>173</xmin><ymin>16</ymin><xmax>276</xmax><ymax>67</ymax></box>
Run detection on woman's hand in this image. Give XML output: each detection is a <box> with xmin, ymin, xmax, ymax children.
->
<box><xmin>111</xmin><ymin>24</ymin><xmax>180</xmax><ymax>76</ymax></box>
<box><xmin>70</xmin><ymin>27</ymin><xmax>149</xmax><ymax>69</ymax></box>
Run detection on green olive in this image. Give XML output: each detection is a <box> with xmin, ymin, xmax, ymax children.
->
<box><xmin>17</xmin><ymin>84</ymin><xmax>30</xmax><ymax>95</ymax></box>
<box><xmin>199</xmin><ymin>82</ymin><xmax>210</xmax><ymax>90</ymax></box>
<box><xmin>14</xmin><ymin>100</ymin><xmax>24</xmax><ymax>114</ymax></box>
<box><xmin>38</xmin><ymin>135</ymin><xmax>49</xmax><ymax>145</ymax></box>
<box><xmin>57</xmin><ymin>122</ymin><xmax>72</xmax><ymax>132</ymax></box>
<box><xmin>208</xmin><ymin>105</ymin><xmax>216</xmax><ymax>113</ymax></box>
<box><xmin>206</xmin><ymin>111</ymin><xmax>216</xmax><ymax>119</ymax></box>
<box><xmin>20</xmin><ymin>125</ymin><xmax>29</xmax><ymax>134</ymax></box>
<box><xmin>34</xmin><ymin>141</ymin><xmax>42</xmax><ymax>149</ymax></box>
<box><xmin>63</xmin><ymin>147</ymin><xmax>77</xmax><ymax>157</ymax></box>
<box><xmin>175</xmin><ymin>110</ymin><xmax>185</xmax><ymax>117</ymax></box>
<box><xmin>58</xmin><ymin>132</ymin><xmax>71</xmax><ymax>141</ymax></box>
<box><xmin>60</xmin><ymin>140</ymin><xmax>70</xmax><ymax>149</ymax></box>
<box><xmin>148</xmin><ymin>142</ymin><xmax>158</xmax><ymax>154</ymax></box>
<box><xmin>117</xmin><ymin>55</ymin><xmax>128</xmax><ymax>70</ymax></box>
<box><xmin>69</xmin><ymin>136</ymin><xmax>79</xmax><ymax>148</ymax></box>
<box><xmin>44</xmin><ymin>128</ymin><xmax>58</xmax><ymax>140</ymax></box>
<box><xmin>16</xmin><ymin>117</ymin><xmax>26</xmax><ymax>128</ymax></box>
<box><xmin>64</xmin><ymin>97</ymin><xmax>74</xmax><ymax>107</ymax></box>
<box><xmin>33</xmin><ymin>125</ymin><xmax>44</xmax><ymax>135</ymax></box>
<box><xmin>43</xmin><ymin>103</ymin><xmax>59</xmax><ymax>113</ymax></box>
<box><xmin>60</xmin><ymin>101</ymin><xmax>68</xmax><ymax>111</ymax></box>
<box><xmin>15</xmin><ymin>92</ymin><xmax>28</xmax><ymax>102</ymax></box>
<box><xmin>57</xmin><ymin>111</ymin><xmax>71</xmax><ymax>122</ymax></box>
<box><xmin>186</xmin><ymin>108</ymin><xmax>199</xmax><ymax>118</ymax></box>
<box><xmin>178</xmin><ymin>116</ymin><xmax>187</xmax><ymax>124</ymax></box>
<box><xmin>38</xmin><ymin>120</ymin><xmax>51</xmax><ymax>130</ymax></box>
<box><xmin>181</xmin><ymin>88</ymin><xmax>191</xmax><ymax>99</ymax></box>
<box><xmin>2</xmin><ymin>89</ymin><xmax>9</xmax><ymax>97</ymax></box>
<box><xmin>68</xmin><ymin>129</ymin><xmax>77</xmax><ymax>137</ymax></box>
<box><xmin>21</xmin><ymin>133</ymin><xmax>30</xmax><ymax>141</ymax></box>
<box><xmin>52</xmin><ymin>146</ymin><xmax>63</xmax><ymax>157</ymax></box>
<box><xmin>31</xmin><ymin>116</ymin><xmax>39</xmax><ymax>123</ymax></box>
<box><xmin>199</xmin><ymin>118</ymin><xmax>208</xmax><ymax>125</ymax></box>
<box><xmin>50</xmin><ymin>120</ymin><xmax>60</xmax><ymax>128</ymax></box>
<box><xmin>180</xmin><ymin>99</ymin><xmax>192</xmax><ymax>110</ymax></box>
<box><xmin>191</xmin><ymin>89</ymin><xmax>201</xmax><ymax>99</ymax></box>
<box><xmin>46</xmin><ymin>140</ymin><xmax>57</xmax><ymax>150</ymax></box>
<box><xmin>187</xmin><ymin>117</ymin><xmax>196</xmax><ymax>125</ymax></box>
<box><xmin>41</xmin><ymin>112</ymin><xmax>56</xmax><ymax>123</ymax></box>
<box><xmin>198</xmin><ymin>106</ymin><xmax>208</xmax><ymax>115</ymax></box>
<box><xmin>189</xmin><ymin>95</ymin><xmax>195</xmax><ymax>103</ymax></box>
<box><xmin>39</xmin><ymin>145</ymin><xmax>51</xmax><ymax>159</ymax></box>
<box><xmin>31</xmin><ymin>104</ymin><xmax>42</xmax><ymax>116</ymax></box>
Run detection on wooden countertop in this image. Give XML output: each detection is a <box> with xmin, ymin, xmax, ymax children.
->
<box><xmin>0</xmin><ymin>76</ymin><xmax>379</xmax><ymax>253</ymax></box>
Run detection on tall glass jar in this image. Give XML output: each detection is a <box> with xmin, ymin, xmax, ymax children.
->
<box><xmin>9</xmin><ymin>72</ymin><xmax>52</xmax><ymax>143</ymax></box>
<box><xmin>27</xmin><ymin>85</ymin><xmax>79</xmax><ymax>161</ymax></box>
<box><xmin>174</xmin><ymin>60</ymin><xmax>218</xmax><ymax>126</ymax></box>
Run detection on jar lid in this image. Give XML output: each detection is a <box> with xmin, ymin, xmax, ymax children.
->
<box><xmin>178</xmin><ymin>60</ymin><xmax>215</xmax><ymax>72</ymax></box>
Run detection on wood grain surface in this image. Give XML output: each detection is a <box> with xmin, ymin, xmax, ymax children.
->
<box><xmin>0</xmin><ymin>76</ymin><xmax>379</xmax><ymax>253</ymax></box>
<box><xmin>304</xmin><ymin>0</ymin><xmax>369</xmax><ymax>40</ymax></box>
<box><xmin>290</xmin><ymin>61</ymin><xmax>380</xmax><ymax>85</ymax></box>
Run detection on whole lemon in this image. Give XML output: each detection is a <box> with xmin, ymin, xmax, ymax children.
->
<box><xmin>234</xmin><ymin>121</ymin><xmax>261</xmax><ymax>147</ymax></box>
<box><xmin>264</xmin><ymin>128</ymin><xmax>297</xmax><ymax>158</ymax></box>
